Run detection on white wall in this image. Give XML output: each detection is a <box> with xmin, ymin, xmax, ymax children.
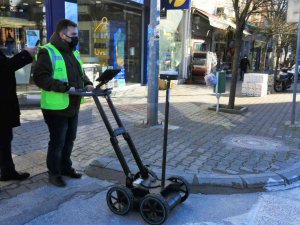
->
<box><xmin>192</xmin><ymin>0</ymin><xmax>217</xmax><ymax>14</ymax></box>
<box><xmin>192</xmin><ymin>0</ymin><xmax>235</xmax><ymax>18</ymax></box>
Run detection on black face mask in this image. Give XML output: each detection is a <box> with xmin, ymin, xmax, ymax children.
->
<box><xmin>65</xmin><ymin>34</ymin><xmax>79</xmax><ymax>49</ymax></box>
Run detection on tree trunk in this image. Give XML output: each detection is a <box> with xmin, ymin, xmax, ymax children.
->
<box><xmin>260</xmin><ymin>37</ymin><xmax>270</xmax><ymax>71</ymax></box>
<box><xmin>260</xmin><ymin>45</ymin><xmax>267</xmax><ymax>71</ymax></box>
<box><xmin>270</xmin><ymin>38</ymin><xmax>276</xmax><ymax>72</ymax></box>
<box><xmin>283</xmin><ymin>45</ymin><xmax>288</xmax><ymax>65</ymax></box>
<box><xmin>275</xmin><ymin>44</ymin><xmax>281</xmax><ymax>76</ymax></box>
<box><xmin>228</xmin><ymin>29</ymin><xmax>243</xmax><ymax>109</ymax></box>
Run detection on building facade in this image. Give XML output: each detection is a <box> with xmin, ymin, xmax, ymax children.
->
<box><xmin>0</xmin><ymin>0</ymin><xmax>149</xmax><ymax>95</ymax></box>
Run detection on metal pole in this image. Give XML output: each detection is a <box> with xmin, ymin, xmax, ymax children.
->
<box><xmin>216</xmin><ymin>72</ymin><xmax>220</xmax><ymax>113</ymax></box>
<box><xmin>291</xmin><ymin>12</ymin><xmax>300</xmax><ymax>125</ymax></box>
<box><xmin>147</xmin><ymin>0</ymin><xmax>160</xmax><ymax>126</ymax></box>
<box><xmin>161</xmin><ymin>80</ymin><xmax>171</xmax><ymax>188</ymax></box>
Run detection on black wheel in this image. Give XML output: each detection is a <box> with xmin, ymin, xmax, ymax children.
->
<box><xmin>140</xmin><ymin>194</ymin><xmax>169</xmax><ymax>225</ymax></box>
<box><xmin>274</xmin><ymin>81</ymin><xmax>283</xmax><ymax>92</ymax></box>
<box><xmin>106</xmin><ymin>185</ymin><xmax>134</xmax><ymax>215</ymax></box>
<box><xmin>167</xmin><ymin>176</ymin><xmax>190</xmax><ymax>202</ymax></box>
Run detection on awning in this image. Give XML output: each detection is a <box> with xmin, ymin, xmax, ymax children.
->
<box><xmin>0</xmin><ymin>17</ymin><xmax>36</xmax><ymax>28</ymax></box>
<box><xmin>193</xmin><ymin>8</ymin><xmax>251</xmax><ymax>35</ymax></box>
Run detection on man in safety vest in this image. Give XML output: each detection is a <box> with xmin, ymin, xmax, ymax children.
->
<box><xmin>33</xmin><ymin>19</ymin><xmax>94</xmax><ymax>187</ymax></box>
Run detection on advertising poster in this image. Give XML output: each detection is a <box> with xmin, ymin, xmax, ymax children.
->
<box><xmin>26</xmin><ymin>30</ymin><xmax>40</xmax><ymax>48</ymax></box>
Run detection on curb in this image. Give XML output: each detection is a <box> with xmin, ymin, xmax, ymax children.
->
<box><xmin>18</xmin><ymin>94</ymin><xmax>40</xmax><ymax>108</ymax></box>
<box><xmin>85</xmin><ymin>156</ymin><xmax>300</xmax><ymax>194</ymax></box>
<box><xmin>208</xmin><ymin>104</ymin><xmax>248</xmax><ymax>114</ymax></box>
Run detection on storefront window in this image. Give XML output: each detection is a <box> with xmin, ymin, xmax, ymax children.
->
<box><xmin>0</xmin><ymin>0</ymin><xmax>46</xmax><ymax>95</ymax></box>
<box><xmin>160</xmin><ymin>10</ymin><xmax>184</xmax><ymax>72</ymax></box>
<box><xmin>78</xmin><ymin>1</ymin><xmax>143</xmax><ymax>87</ymax></box>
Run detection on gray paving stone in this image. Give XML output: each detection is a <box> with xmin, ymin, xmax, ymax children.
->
<box><xmin>240</xmin><ymin>166</ymin><xmax>255</xmax><ymax>173</ymax></box>
<box><xmin>240</xmin><ymin>173</ymin><xmax>285</xmax><ymax>189</ymax></box>
<box><xmin>275</xmin><ymin>162</ymin><xmax>300</xmax><ymax>184</ymax></box>
<box><xmin>7</xmin><ymin>84</ymin><xmax>300</xmax><ymax>193</ymax></box>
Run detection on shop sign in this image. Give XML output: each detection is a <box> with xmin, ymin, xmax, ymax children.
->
<box><xmin>130</xmin><ymin>0</ymin><xmax>144</xmax><ymax>4</ymax></box>
<box><xmin>161</xmin><ymin>0</ymin><xmax>191</xmax><ymax>10</ymax></box>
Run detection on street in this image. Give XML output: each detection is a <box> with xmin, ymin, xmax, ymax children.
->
<box><xmin>1</xmin><ymin>177</ymin><xmax>300</xmax><ymax>225</ymax></box>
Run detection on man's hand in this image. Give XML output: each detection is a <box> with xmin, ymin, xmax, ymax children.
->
<box><xmin>68</xmin><ymin>87</ymin><xmax>76</xmax><ymax>92</ymax></box>
<box><xmin>85</xmin><ymin>85</ymin><xmax>94</xmax><ymax>92</ymax></box>
<box><xmin>24</xmin><ymin>47</ymin><xmax>38</xmax><ymax>57</ymax></box>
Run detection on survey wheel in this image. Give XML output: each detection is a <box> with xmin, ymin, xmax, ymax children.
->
<box><xmin>106</xmin><ymin>185</ymin><xmax>134</xmax><ymax>215</ymax></box>
<box><xmin>139</xmin><ymin>194</ymin><xmax>169</xmax><ymax>225</ymax></box>
<box><xmin>167</xmin><ymin>176</ymin><xmax>190</xmax><ymax>202</ymax></box>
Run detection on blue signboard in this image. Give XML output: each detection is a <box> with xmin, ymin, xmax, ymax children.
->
<box><xmin>65</xmin><ymin>1</ymin><xmax>78</xmax><ymax>24</ymax></box>
<box><xmin>161</xmin><ymin>0</ymin><xmax>191</xmax><ymax>10</ymax></box>
<box><xmin>130</xmin><ymin>0</ymin><xmax>144</xmax><ymax>4</ymax></box>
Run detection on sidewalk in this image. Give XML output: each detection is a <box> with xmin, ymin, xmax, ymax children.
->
<box><xmin>1</xmin><ymin>81</ymin><xmax>300</xmax><ymax>199</ymax></box>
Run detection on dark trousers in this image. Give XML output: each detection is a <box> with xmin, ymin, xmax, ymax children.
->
<box><xmin>43</xmin><ymin>113</ymin><xmax>78</xmax><ymax>176</ymax></box>
<box><xmin>0</xmin><ymin>127</ymin><xmax>15</xmax><ymax>172</ymax></box>
<box><xmin>240</xmin><ymin>69</ymin><xmax>246</xmax><ymax>81</ymax></box>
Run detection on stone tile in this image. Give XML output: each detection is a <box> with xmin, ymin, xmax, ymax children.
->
<box><xmin>7</xmin><ymin>83</ymin><xmax>300</xmax><ymax>193</ymax></box>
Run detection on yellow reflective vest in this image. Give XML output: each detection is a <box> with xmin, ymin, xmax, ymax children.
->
<box><xmin>38</xmin><ymin>43</ymin><xmax>84</xmax><ymax>110</ymax></box>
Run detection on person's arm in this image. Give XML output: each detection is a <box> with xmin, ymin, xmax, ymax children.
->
<box><xmin>33</xmin><ymin>50</ymin><xmax>69</xmax><ymax>93</ymax></box>
<box><xmin>3</xmin><ymin>50</ymin><xmax>33</xmax><ymax>72</ymax></box>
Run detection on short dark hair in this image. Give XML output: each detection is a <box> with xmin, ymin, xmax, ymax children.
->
<box><xmin>56</xmin><ymin>19</ymin><xmax>77</xmax><ymax>33</ymax></box>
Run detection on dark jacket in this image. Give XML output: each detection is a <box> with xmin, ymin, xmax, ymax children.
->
<box><xmin>0</xmin><ymin>50</ymin><xmax>33</xmax><ymax>128</ymax></box>
<box><xmin>240</xmin><ymin>57</ymin><xmax>250</xmax><ymax>71</ymax></box>
<box><xmin>33</xmin><ymin>33</ymin><xmax>92</xmax><ymax>117</ymax></box>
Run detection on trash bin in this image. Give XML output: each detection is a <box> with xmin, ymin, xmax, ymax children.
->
<box><xmin>214</xmin><ymin>71</ymin><xmax>226</xmax><ymax>93</ymax></box>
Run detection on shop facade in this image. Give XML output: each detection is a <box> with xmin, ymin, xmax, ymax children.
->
<box><xmin>77</xmin><ymin>0</ymin><xmax>147</xmax><ymax>85</ymax></box>
<box><xmin>0</xmin><ymin>0</ymin><xmax>149</xmax><ymax>95</ymax></box>
<box><xmin>46</xmin><ymin>0</ymin><xmax>149</xmax><ymax>87</ymax></box>
<box><xmin>0</xmin><ymin>0</ymin><xmax>46</xmax><ymax>87</ymax></box>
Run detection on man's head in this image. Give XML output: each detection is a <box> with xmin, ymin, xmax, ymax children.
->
<box><xmin>244</xmin><ymin>54</ymin><xmax>248</xmax><ymax>58</ymax></box>
<box><xmin>56</xmin><ymin>19</ymin><xmax>78</xmax><ymax>49</ymax></box>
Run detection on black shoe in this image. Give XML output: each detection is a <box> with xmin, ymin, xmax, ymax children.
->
<box><xmin>61</xmin><ymin>169</ymin><xmax>82</xmax><ymax>179</ymax></box>
<box><xmin>48</xmin><ymin>175</ymin><xmax>66</xmax><ymax>187</ymax></box>
<box><xmin>0</xmin><ymin>171</ymin><xmax>30</xmax><ymax>181</ymax></box>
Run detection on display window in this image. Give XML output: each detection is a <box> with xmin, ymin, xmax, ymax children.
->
<box><xmin>78</xmin><ymin>0</ymin><xmax>143</xmax><ymax>86</ymax></box>
<box><xmin>160</xmin><ymin>10</ymin><xmax>184</xmax><ymax>72</ymax></box>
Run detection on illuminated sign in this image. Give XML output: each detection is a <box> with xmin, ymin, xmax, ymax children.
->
<box><xmin>130</xmin><ymin>0</ymin><xmax>144</xmax><ymax>4</ymax></box>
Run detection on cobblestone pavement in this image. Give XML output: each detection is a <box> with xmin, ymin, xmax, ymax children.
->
<box><xmin>1</xmin><ymin>81</ymin><xmax>300</xmax><ymax>197</ymax></box>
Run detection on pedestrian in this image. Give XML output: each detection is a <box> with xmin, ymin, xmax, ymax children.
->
<box><xmin>239</xmin><ymin>55</ymin><xmax>250</xmax><ymax>81</ymax></box>
<box><xmin>6</xmin><ymin>33</ymin><xmax>15</xmax><ymax>56</ymax></box>
<box><xmin>33</xmin><ymin>19</ymin><xmax>94</xmax><ymax>187</ymax></box>
<box><xmin>0</xmin><ymin>46</ymin><xmax>37</xmax><ymax>181</ymax></box>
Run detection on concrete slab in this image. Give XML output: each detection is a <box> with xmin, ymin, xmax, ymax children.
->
<box><xmin>2</xmin><ymin>178</ymin><xmax>300</xmax><ymax>225</ymax></box>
